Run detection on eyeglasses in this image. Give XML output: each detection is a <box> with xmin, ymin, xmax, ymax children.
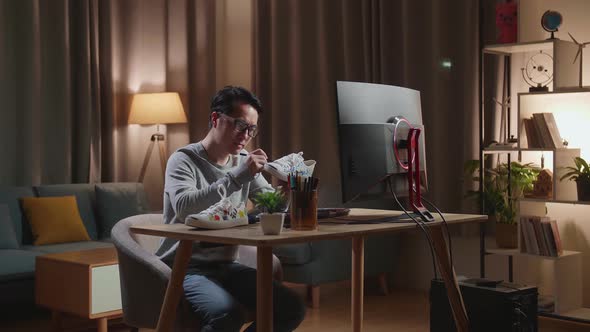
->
<box><xmin>218</xmin><ymin>113</ymin><xmax>259</xmax><ymax>138</ymax></box>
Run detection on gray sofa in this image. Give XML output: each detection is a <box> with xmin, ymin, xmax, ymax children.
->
<box><xmin>0</xmin><ymin>182</ymin><xmax>150</xmax><ymax>308</ymax></box>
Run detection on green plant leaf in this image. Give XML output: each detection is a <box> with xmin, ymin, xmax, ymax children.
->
<box><xmin>252</xmin><ymin>190</ymin><xmax>287</xmax><ymax>214</ymax></box>
<box><xmin>574</xmin><ymin>157</ymin><xmax>584</xmax><ymax>171</ymax></box>
<box><xmin>464</xmin><ymin>160</ymin><xmax>480</xmax><ymax>175</ymax></box>
<box><xmin>560</xmin><ymin>171</ymin><xmax>580</xmax><ymax>181</ymax></box>
<box><xmin>560</xmin><ymin>157</ymin><xmax>590</xmax><ymax>181</ymax></box>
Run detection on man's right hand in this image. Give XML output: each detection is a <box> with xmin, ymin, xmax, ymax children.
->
<box><xmin>245</xmin><ymin>149</ymin><xmax>268</xmax><ymax>176</ymax></box>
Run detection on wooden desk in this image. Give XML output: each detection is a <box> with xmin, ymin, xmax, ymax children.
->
<box><xmin>130</xmin><ymin>208</ymin><xmax>487</xmax><ymax>332</ymax></box>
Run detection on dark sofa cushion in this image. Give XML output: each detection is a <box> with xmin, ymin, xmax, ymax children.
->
<box><xmin>0</xmin><ymin>186</ymin><xmax>35</xmax><ymax>245</ymax></box>
<box><xmin>0</xmin><ymin>205</ymin><xmax>19</xmax><ymax>249</ymax></box>
<box><xmin>0</xmin><ymin>249</ymin><xmax>41</xmax><ymax>282</ymax></box>
<box><xmin>35</xmin><ymin>184</ymin><xmax>98</xmax><ymax>241</ymax></box>
<box><xmin>273</xmin><ymin>243</ymin><xmax>312</xmax><ymax>265</ymax></box>
<box><xmin>22</xmin><ymin>240</ymin><xmax>113</xmax><ymax>254</ymax></box>
<box><xmin>95</xmin><ymin>183</ymin><xmax>150</xmax><ymax>239</ymax></box>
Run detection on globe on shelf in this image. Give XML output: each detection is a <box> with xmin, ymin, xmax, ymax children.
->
<box><xmin>521</xmin><ymin>51</ymin><xmax>553</xmax><ymax>92</ymax></box>
<box><xmin>541</xmin><ymin>10</ymin><xmax>563</xmax><ymax>40</ymax></box>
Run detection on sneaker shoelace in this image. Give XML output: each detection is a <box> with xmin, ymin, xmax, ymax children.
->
<box><xmin>201</xmin><ymin>185</ymin><xmax>233</xmax><ymax>216</ymax></box>
<box><xmin>275</xmin><ymin>152</ymin><xmax>304</xmax><ymax>172</ymax></box>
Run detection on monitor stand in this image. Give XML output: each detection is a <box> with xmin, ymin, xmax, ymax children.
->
<box><xmin>406</xmin><ymin>127</ymin><xmax>435</xmax><ymax>222</ymax></box>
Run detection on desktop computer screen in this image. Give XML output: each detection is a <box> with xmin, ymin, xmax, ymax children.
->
<box><xmin>335</xmin><ymin>81</ymin><xmax>428</xmax><ymax>204</ymax></box>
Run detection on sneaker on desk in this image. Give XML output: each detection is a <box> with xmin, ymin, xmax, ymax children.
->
<box><xmin>185</xmin><ymin>185</ymin><xmax>248</xmax><ymax>229</ymax></box>
<box><xmin>264</xmin><ymin>152</ymin><xmax>316</xmax><ymax>182</ymax></box>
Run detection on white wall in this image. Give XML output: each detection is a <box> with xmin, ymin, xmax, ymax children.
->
<box><xmin>519</xmin><ymin>0</ymin><xmax>590</xmax><ymax>86</ymax></box>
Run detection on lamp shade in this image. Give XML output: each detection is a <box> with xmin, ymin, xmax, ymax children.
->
<box><xmin>128</xmin><ymin>92</ymin><xmax>187</xmax><ymax>125</ymax></box>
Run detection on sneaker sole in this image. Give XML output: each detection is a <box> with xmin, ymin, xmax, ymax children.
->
<box><xmin>263</xmin><ymin>164</ymin><xmax>289</xmax><ymax>182</ymax></box>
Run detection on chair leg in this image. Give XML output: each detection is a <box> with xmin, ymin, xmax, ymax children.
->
<box><xmin>307</xmin><ymin>285</ymin><xmax>320</xmax><ymax>308</ymax></box>
<box><xmin>51</xmin><ymin>311</ymin><xmax>61</xmax><ymax>332</ymax></box>
<box><xmin>378</xmin><ymin>273</ymin><xmax>389</xmax><ymax>295</ymax></box>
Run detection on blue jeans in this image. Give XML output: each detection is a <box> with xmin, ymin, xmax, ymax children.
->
<box><xmin>183</xmin><ymin>262</ymin><xmax>306</xmax><ymax>332</ymax></box>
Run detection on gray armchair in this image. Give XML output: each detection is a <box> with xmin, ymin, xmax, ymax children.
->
<box><xmin>111</xmin><ymin>214</ymin><xmax>283</xmax><ymax>331</ymax></box>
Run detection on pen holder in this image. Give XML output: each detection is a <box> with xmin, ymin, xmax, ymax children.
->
<box><xmin>290</xmin><ymin>190</ymin><xmax>318</xmax><ymax>231</ymax></box>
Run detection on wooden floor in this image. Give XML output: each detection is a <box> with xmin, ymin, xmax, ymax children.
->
<box><xmin>2</xmin><ymin>282</ymin><xmax>589</xmax><ymax>332</ymax></box>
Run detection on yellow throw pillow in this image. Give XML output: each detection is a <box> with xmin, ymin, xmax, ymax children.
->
<box><xmin>21</xmin><ymin>196</ymin><xmax>90</xmax><ymax>245</ymax></box>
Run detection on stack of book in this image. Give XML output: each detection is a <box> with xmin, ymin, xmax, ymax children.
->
<box><xmin>519</xmin><ymin>216</ymin><xmax>563</xmax><ymax>257</ymax></box>
<box><xmin>522</xmin><ymin>113</ymin><xmax>563</xmax><ymax>149</ymax></box>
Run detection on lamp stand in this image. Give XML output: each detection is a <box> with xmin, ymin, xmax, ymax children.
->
<box><xmin>138</xmin><ymin>124</ymin><xmax>167</xmax><ymax>183</ymax></box>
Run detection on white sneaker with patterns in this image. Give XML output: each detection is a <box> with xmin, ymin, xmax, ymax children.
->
<box><xmin>263</xmin><ymin>152</ymin><xmax>316</xmax><ymax>182</ymax></box>
<box><xmin>185</xmin><ymin>185</ymin><xmax>248</xmax><ymax>229</ymax></box>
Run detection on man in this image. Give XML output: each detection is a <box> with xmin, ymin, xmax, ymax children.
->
<box><xmin>156</xmin><ymin>86</ymin><xmax>306</xmax><ymax>332</ymax></box>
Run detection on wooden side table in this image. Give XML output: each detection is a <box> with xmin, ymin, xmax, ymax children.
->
<box><xmin>35</xmin><ymin>247</ymin><xmax>123</xmax><ymax>332</ymax></box>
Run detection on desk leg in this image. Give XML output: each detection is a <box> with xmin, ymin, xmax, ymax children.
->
<box><xmin>430</xmin><ymin>225</ymin><xmax>469</xmax><ymax>332</ymax></box>
<box><xmin>156</xmin><ymin>240</ymin><xmax>192</xmax><ymax>332</ymax></box>
<box><xmin>351</xmin><ymin>236</ymin><xmax>364</xmax><ymax>332</ymax></box>
<box><xmin>257</xmin><ymin>246</ymin><xmax>273</xmax><ymax>332</ymax></box>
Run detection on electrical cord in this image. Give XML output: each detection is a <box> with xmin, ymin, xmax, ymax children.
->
<box><xmin>344</xmin><ymin>173</ymin><xmax>396</xmax><ymax>204</ymax></box>
<box><xmin>387</xmin><ymin>177</ymin><xmax>438</xmax><ymax>280</ymax></box>
<box><xmin>420</xmin><ymin>195</ymin><xmax>454</xmax><ymax>269</ymax></box>
<box><xmin>513</xmin><ymin>306</ymin><xmax>532</xmax><ymax>332</ymax></box>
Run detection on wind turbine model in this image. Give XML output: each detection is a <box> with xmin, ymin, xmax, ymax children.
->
<box><xmin>493</xmin><ymin>96</ymin><xmax>511</xmax><ymax>145</ymax></box>
<box><xmin>568</xmin><ymin>32</ymin><xmax>590</xmax><ymax>88</ymax></box>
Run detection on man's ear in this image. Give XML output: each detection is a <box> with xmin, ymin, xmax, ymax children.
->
<box><xmin>210</xmin><ymin>112</ymin><xmax>219</xmax><ymax>128</ymax></box>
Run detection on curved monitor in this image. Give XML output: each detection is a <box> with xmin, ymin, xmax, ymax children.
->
<box><xmin>335</xmin><ymin>81</ymin><xmax>428</xmax><ymax>203</ymax></box>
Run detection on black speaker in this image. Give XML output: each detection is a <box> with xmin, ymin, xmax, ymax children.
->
<box><xmin>430</xmin><ymin>278</ymin><xmax>538</xmax><ymax>332</ymax></box>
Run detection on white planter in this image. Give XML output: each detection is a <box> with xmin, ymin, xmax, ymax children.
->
<box><xmin>260</xmin><ymin>213</ymin><xmax>285</xmax><ymax>235</ymax></box>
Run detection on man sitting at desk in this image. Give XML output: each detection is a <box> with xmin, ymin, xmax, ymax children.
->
<box><xmin>156</xmin><ymin>86</ymin><xmax>305</xmax><ymax>331</ymax></box>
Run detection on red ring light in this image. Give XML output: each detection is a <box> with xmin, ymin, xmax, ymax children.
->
<box><xmin>392</xmin><ymin>116</ymin><xmax>415</xmax><ymax>170</ymax></box>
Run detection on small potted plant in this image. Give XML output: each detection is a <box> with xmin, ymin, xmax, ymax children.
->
<box><xmin>252</xmin><ymin>190</ymin><xmax>287</xmax><ymax>235</ymax></box>
<box><xmin>560</xmin><ymin>157</ymin><xmax>590</xmax><ymax>201</ymax></box>
<box><xmin>465</xmin><ymin>159</ymin><xmax>540</xmax><ymax>248</ymax></box>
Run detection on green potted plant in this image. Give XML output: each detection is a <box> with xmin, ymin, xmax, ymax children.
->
<box><xmin>560</xmin><ymin>157</ymin><xmax>590</xmax><ymax>201</ymax></box>
<box><xmin>252</xmin><ymin>190</ymin><xmax>288</xmax><ymax>235</ymax></box>
<box><xmin>465</xmin><ymin>159</ymin><xmax>540</xmax><ymax>248</ymax></box>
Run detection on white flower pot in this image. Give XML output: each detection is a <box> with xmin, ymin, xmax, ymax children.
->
<box><xmin>260</xmin><ymin>213</ymin><xmax>285</xmax><ymax>235</ymax></box>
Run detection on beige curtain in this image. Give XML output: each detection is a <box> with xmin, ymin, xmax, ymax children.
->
<box><xmin>97</xmin><ymin>0</ymin><xmax>217</xmax><ymax>207</ymax></box>
<box><xmin>0</xmin><ymin>0</ymin><xmax>101</xmax><ymax>185</ymax></box>
<box><xmin>0</xmin><ymin>0</ymin><xmax>218</xmax><ymax>208</ymax></box>
<box><xmin>254</xmin><ymin>0</ymin><xmax>480</xmax><ymax>211</ymax></box>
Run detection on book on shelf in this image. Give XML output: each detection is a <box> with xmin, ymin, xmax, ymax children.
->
<box><xmin>520</xmin><ymin>215</ymin><xmax>541</xmax><ymax>255</ymax></box>
<box><xmin>523</xmin><ymin>113</ymin><xmax>563</xmax><ymax>149</ymax></box>
<box><xmin>523</xmin><ymin>118</ymin><xmax>542</xmax><ymax>148</ymax></box>
<box><xmin>532</xmin><ymin>113</ymin><xmax>555</xmax><ymax>148</ymax></box>
<box><xmin>519</xmin><ymin>216</ymin><xmax>562</xmax><ymax>257</ymax></box>
<box><xmin>541</xmin><ymin>222</ymin><xmax>557</xmax><ymax>257</ymax></box>
<box><xmin>531</xmin><ymin>216</ymin><xmax>549</xmax><ymax>255</ymax></box>
<box><xmin>549</xmin><ymin>220</ymin><xmax>563</xmax><ymax>255</ymax></box>
<box><xmin>542</xmin><ymin>113</ymin><xmax>563</xmax><ymax>149</ymax></box>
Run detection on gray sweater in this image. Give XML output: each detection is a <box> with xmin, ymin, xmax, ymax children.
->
<box><xmin>156</xmin><ymin>142</ymin><xmax>273</xmax><ymax>265</ymax></box>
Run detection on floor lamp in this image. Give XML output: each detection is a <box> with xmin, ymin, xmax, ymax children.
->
<box><xmin>128</xmin><ymin>92</ymin><xmax>187</xmax><ymax>182</ymax></box>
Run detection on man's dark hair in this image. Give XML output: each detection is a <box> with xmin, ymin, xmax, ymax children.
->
<box><xmin>209</xmin><ymin>86</ymin><xmax>263</xmax><ymax>128</ymax></box>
